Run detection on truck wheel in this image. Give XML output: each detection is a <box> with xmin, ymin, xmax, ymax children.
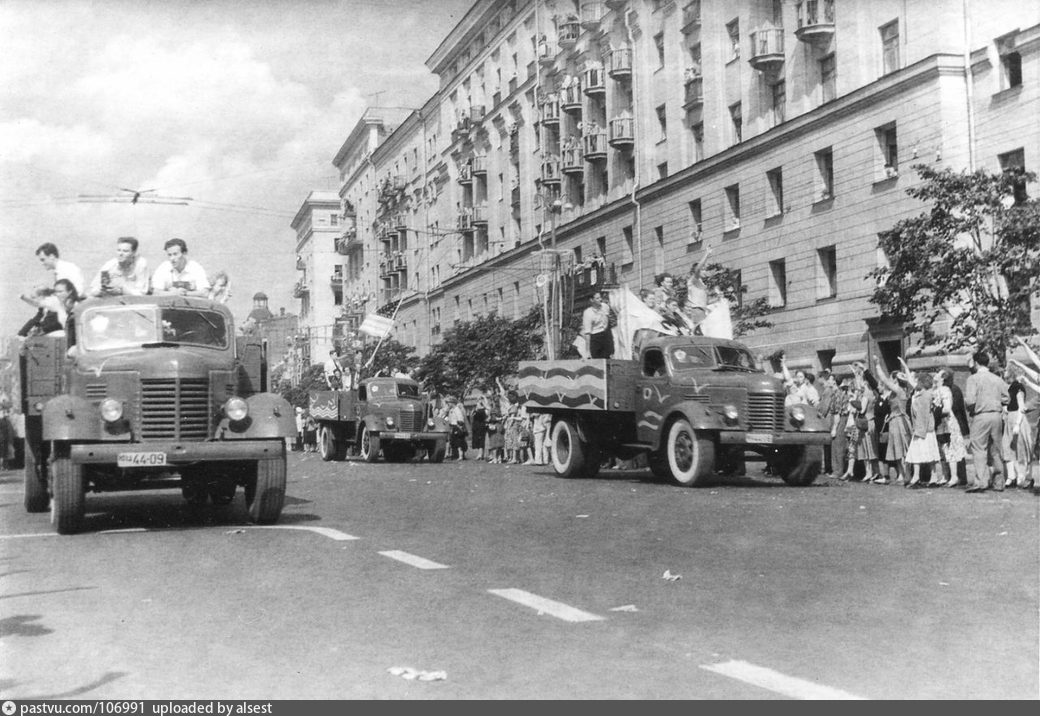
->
<box><xmin>246</xmin><ymin>458</ymin><xmax>286</xmax><ymax>524</ymax></box>
<box><xmin>775</xmin><ymin>445</ymin><xmax>823</xmax><ymax>486</ymax></box>
<box><xmin>23</xmin><ymin>444</ymin><xmax>48</xmax><ymax>513</ymax></box>
<box><xmin>427</xmin><ymin>440</ymin><xmax>447</xmax><ymax>463</ymax></box>
<box><xmin>550</xmin><ymin>418</ymin><xmax>592</xmax><ymax>479</ymax></box>
<box><xmin>319</xmin><ymin>425</ymin><xmax>346</xmax><ymax>462</ymax></box>
<box><xmin>359</xmin><ymin>427</ymin><xmax>380</xmax><ymax>462</ymax></box>
<box><xmin>666</xmin><ymin>419</ymin><xmax>715</xmax><ymax>487</ymax></box>
<box><xmin>51</xmin><ymin>457</ymin><xmax>85</xmax><ymax>534</ymax></box>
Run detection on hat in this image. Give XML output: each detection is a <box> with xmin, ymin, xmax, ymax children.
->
<box><xmin>295</xmin><ymin>406</ymin><xmax>304</xmax><ymax>413</ymax></box>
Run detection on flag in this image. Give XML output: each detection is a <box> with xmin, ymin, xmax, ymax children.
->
<box><xmin>699</xmin><ymin>297</ymin><xmax>734</xmax><ymax>340</ymax></box>
<box><xmin>359</xmin><ymin>313</ymin><xmax>395</xmax><ymax>338</ymax></box>
<box><xmin>607</xmin><ymin>286</ymin><xmax>678</xmax><ymax>359</ymax></box>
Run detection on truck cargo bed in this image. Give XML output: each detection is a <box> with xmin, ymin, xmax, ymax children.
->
<box><xmin>518</xmin><ymin>359</ymin><xmax>638</xmax><ymax>412</ymax></box>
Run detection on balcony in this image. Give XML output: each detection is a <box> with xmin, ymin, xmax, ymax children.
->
<box><xmin>541</xmin><ymin>158</ymin><xmax>562</xmax><ymax>185</ymax></box>
<box><xmin>582</xmin><ymin>132</ymin><xmax>607</xmax><ymax>160</ymax></box>
<box><xmin>748</xmin><ymin>28</ymin><xmax>785</xmax><ymax>73</ymax></box>
<box><xmin>795</xmin><ymin>0</ymin><xmax>835</xmax><ymax>43</ymax></box>
<box><xmin>330</xmin><ymin>270</ymin><xmax>344</xmax><ymax>287</ymax></box>
<box><xmin>392</xmin><ymin>253</ymin><xmax>407</xmax><ymax>271</ymax></box>
<box><xmin>457</xmin><ymin>211</ymin><xmax>474</xmax><ymax>232</ymax></box>
<box><xmin>608</xmin><ymin>116</ymin><xmax>634</xmax><ymax>148</ymax></box>
<box><xmin>472</xmin><ymin>204</ymin><xmax>489</xmax><ymax>226</ymax></box>
<box><xmin>511</xmin><ymin>186</ymin><xmax>521</xmax><ymax>210</ymax></box>
<box><xmin>683</xmin><ymin>75</ymin><xmax>704</xmax><ymax>109</ymax></box>
<box><xmin>582</xmin><ymin>65</ymin><xmax>605</xmax><ymax>96</ymax></box>
<box><xmin>558</xmin><ymin>18</ymin><xmax>580</xmax><ymax>48</ymax></box>
<box><xmin>392</xmin><ymin>213</ymin><xmax>408</xmax><ymax>231</ymax></box>
<box><xmin>561</xmin><ymin>145</ymin><xmax>584</xmax><ymax>174</ymax></box>
<box><xmin>608</xmin><ymin>47</ymin><xmax>632</xmax><ymax>79</ymax></box>
<box><xmin>451</xmin><ymin>117</ymin><xmax>471</xmax><ymax>143</ymax></box>
<box><xmin>292</xmin><ymin>279</ymin><xmax>309</xmax><ymax>298</ymax></box>
<box><xmin>580</xmin><ymin>2</ymin><xmax>605</xmax><ymax>29</ymax></box>
<box><xmin>537</xmin><ymin>36</ymin><xmax>558</xmax><ymax>65</ymax></box>
<box><xmin>681</xmin><ymin>0</ymin><xmax>701</xmax><ymax>33</ymax></box>
<box><xmin>472</xmin><ymin>154</ymin><xmax>488</xmax><ymax>176</ymax></box>
<box><xmin>605</xmin><ymin>0</ymin><xmax>627</xmax><ymax>10</ymax></box>
<box><xmin>561</xmin><ymin>83</ymin><xmax>583</xmax><ymax>112</ymax></box>
<box><xmin>458</xmin><ymin>163</ymin><xmax>473</xmax><ymax>184</ymax></box>
<box><xmin>540</xmin><ymin>94</ymin><xmax>561</xmax><ymax>125</ymax></box>
<box><xmin>470</xmin><ymin>105</ymin><xmax>486</xmax><ymax>123</ymax></box>
<box><xmin>336</xmin><ymin>231</ymin><xmax>360</xmax><ymax>255</ymax></box>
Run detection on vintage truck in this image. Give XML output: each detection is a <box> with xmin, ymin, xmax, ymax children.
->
<box><xmin>308</xmin><ymin>377</ymin><xmax>449</xmax><ymax>462</ymax></box>
<box><xmin>518</xmin><ymin>335</ymin><xmax>830</xmax><ymax>486</ymax></box>
<box><xmin>20</xmin><ymin>294</ymin><xmax>295</xmax><ymax>534</ymax></box>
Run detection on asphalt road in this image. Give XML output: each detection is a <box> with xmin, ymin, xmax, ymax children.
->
<box><xmin>1</xmin><ymin>452</ymin><xmax>1037</xmax><ymax>700</ymax></box>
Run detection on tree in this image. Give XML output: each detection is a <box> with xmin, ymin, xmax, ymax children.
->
<box><xmin>277</xmin><ymin>364</ymin><xmax>328</xmax><ymax>409</ymax></box>
<box><xmin>869</xmin><ymin>164</ymin><xmax>1040</xmax><ymax>359</ymax></box>
<box><xmin>360</xmin><ymin>337</ymin><xmax>419</xmax><ymax>378</ymax></box>
<box><xmin>415</xmin><ymin>309</ymin><xmax>542</xmax><ymax>396</ymax></box>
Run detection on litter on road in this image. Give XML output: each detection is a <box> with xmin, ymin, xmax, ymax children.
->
<box><xmin>388</xmin><ymin>666</ymin><xmax>447</xmax><ymax>681</ymax></box>
<box><xmin>609</xmin><ymin>604</ymin><xmax>639</xmax><ymax>612</ymax></box>
<box><xmin>662</xmin><ymin>570</ymin><xmax>682</xmax><ymax>582</ymax></box>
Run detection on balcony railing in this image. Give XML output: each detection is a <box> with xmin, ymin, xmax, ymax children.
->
<box><xmin>472</xmin><ymin>154</ymin><xmax>488</xmax><ymax>176</ymax></box>
<box><xmin>457</xmin><ymin>211</ymin><xmax>474</xmax><ymax>232</ymax></box>
<box><xmin>472</xmin><ymin>204</ymin><xmax>489</xmax><ymax>225</ymax></box>
<box><xmin>582</xmin><ymin>65</ymin><xmax>605</xmax><ymax>96</ymax></box>
<box><xmin>458</xmin><ymin>163</ymin><xmax>473</xmax><ymax>184</ymax></box>
<box><xmin>681</xmin><ymin>0</ymin><xmax>701</xmax><ymax>33</ymax></box>
<box><xmin>580</xmin><ymin>2</ymin><xmax>605</xmax><ymax>29</ymax></box>
<box><xmin>608</xmin><ymin>116</ymin><xmax>634</xmax><ymax>147</ymax></box>
<box><xmin>608</xmin><ymin>47</ymin><xmax>632</xmax><ymax>79</ymax></box>
<box><xmin>292</xmin><ymin>279</ymin><xmax>309</xmax><ymax>298</ymax></box>
<box><xmin>683</xmin><ymin>76</ymin><xmax>704</xmax><ymax>108</ymax></box>
<box><xmin>537</xmin><ymin>36</ymin><xmax>558</xmax><ymax>65</ymax></box>
<box><xmin>561</xmin><ymin>145</ymin><xmax>584</xmax><ymax>173</ymax></box>
<box><xmin>470</xmin><ymin>105</ymin><xmax>486</xmax><ymax>122</ymax></box>
<box><xmin>795</xmin><ymin>0</ymin><xmax>835</xmax><ymax>42</ymax></box>
<box><xmin>540</xmin><ymin>94</ymin><xmax>561</xmax><ymax>125</ymax></box>
<box><xmin>511</xmin><ymin>186</ymin><xmax>521</xmax><ymax>209</ymax></box>
<box><xmin>582</xmin><ymin>132</ymin><xmax>607</xmax><ymax>160</ymax></box>
<box><xmin>561</xmin><ymin>83</ymin><xmax>583</xmax><ymax>112</ymax></box>
<box><xmin>541</xmin><ymin>158</ymin><xmax>562</xmax><ymax>184</ymax></box>
<box><xmin>558</xmin><ymin>19</ymin><xmax>580</xmax><ymax>47</ymax></box>
<box><xmin>748</xmin><ymin>28</ymin><xmax>785</xmax><ymax>73</ymax></box>
<box><xmin>330</xmin><ymin>271</ymin><xmax>344</xmax><ymax>287</ymax></box>
<box><xmin>392</xmin><ymin>213</ymin><xmax>408</xmax><ymax>230</ymax></box>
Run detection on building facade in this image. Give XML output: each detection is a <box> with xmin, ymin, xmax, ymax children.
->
<box><xmin>300</xmin><ymin>0</ymin><xmax>1038</xmax><ymax>374</ymax></box>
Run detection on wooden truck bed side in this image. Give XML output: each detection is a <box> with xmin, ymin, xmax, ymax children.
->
<box><xmin>309</xmin><ymin>390</ymin><xmax>356</xmax><ymax>422</ymax></box>
<box><xmin>518</xmin><ymin>359</ymin><xmax>640</xmax><ymax>412</ymax></box>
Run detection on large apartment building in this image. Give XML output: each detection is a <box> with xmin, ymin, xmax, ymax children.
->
<box><xmin>299</xmin><ymin>0</ymin><xmax>1038</xmax><ymax>374</ymax></box>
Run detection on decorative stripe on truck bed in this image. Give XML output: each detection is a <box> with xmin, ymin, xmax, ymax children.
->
<box><xmin>518</xmin><ymin>361</ymin><xmax>607</xmax><ymax>410</ymax></box>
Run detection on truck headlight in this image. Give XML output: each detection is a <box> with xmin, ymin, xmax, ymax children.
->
<box><xmin>427</xmin><ymin>418</ymin><xmax>435</xmax><ymax>429</ymax></box>
<box><xmin>100</xmin><ymin>398</ymin><xmax>123</xmax><ymax>423</ymax></box>
<box><xmin>722</xmin><ymin>404</ymin><xmax>739</xmax><ymax>423</ymax></box>
<box><xmin>224</xmin><ymin>397</ymin><xmax>249</xmax><ymax>422</ymax></box>
<box><xmin>385</xmin><ymin>416</ymin><xmax>396</xmax><ymax>428</ymax></box>
<box><xmin>790</xmin><ymin>406</ymin><xmax>806</xmax><ymax>426</ymax></box>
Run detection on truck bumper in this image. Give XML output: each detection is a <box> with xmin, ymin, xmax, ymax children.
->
<box><xmin>718</xmin><ymin>432</ymin><xmax>831</xmax><ymax>447</ymax></box>
<box><xmin>376</xmin><ymin>431</ymin><xmax>448</xmax><ymax>443</ymax></box>
<box><xmin>69</xmin><ymin>440</ymin><xmax>285</xmax><ymax>465</ymax></box>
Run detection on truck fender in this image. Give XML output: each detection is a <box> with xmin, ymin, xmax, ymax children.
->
<box><xmin>218</xmin><ymin>393</ymin><xmax>296</xmax><ymax>438</ymax></box>
<box><xmin>360</xmin><ymin>414</ymin><xmax>385</xmax><ymax>438</ymax></box>
<box><xmin>42</xmin><ymin>395</ymin><xmax>101</xmax><ymax>441</ymax></box>
<box><xmin>654</xmin><ymin>402</ymin><xmax>719</xmax><ymax>452</ymax></box>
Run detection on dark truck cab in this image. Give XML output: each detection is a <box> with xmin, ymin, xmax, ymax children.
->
<box><xmin>519</xmin><ymin>335</ymin><xmax>830</xmax><ymax>486</ymax></box>
<box><xmin>20</xmin><ymin>295</ymin><xmax>295</xmax><ymax>534</ymax></box>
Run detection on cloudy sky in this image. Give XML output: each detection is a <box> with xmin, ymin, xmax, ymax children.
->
<box><xmin>0</xmin><ymin>0</ymin><xmax>474</xmax><ymax>339</ymax></box>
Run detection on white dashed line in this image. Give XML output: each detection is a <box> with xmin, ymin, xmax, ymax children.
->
<box><xmin>700</xmin><ymin>660</ymin><xmax>866</xmax><ymax>700</ymax></box>
<box><xmin>378</xmin><ymin>550</ymin><xmax>450</xmax><ymax>570</ymax></box>
<box><xmin>247</xmin><ymin>525</ymin><xmax>359</xmax><ymax>541</ymax></box>
<box><xmin>0</xmin><ymin>533</ymin><xmax>59</xmax><ymax>540</ymax></box>
<box><xmin>488</xmin><ymin>588</ymin><xmax>605</xmax><ymax>622</ymax></box>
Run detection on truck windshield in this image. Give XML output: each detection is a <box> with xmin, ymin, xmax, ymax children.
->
<box><xmin>80</xmin><ymin>306</ymin><xmax>228</xmax><ymax>351</ymax></box>
<box><xmin>714</xmin><ymin>345</ymin><xmax>759</xmax><ymax>371</ymax></box>
<box><xmin>669</xmin><ymin>345</ymin><xmax>716</xmax><ymax>370</ymax></box>
<box><xmin>397</xmin><ymin>383</ymin><xmax>420</xmax><ymax>398</ymax></box>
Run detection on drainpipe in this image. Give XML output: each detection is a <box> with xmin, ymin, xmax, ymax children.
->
<box><xmin>625</xmin><ymin>7</ymin><xmax>643</xmax><ymax>288</ymax></box>
<box><xmin>962</xmin><ymin>0</ymin><xmax>977</xmax><ymax>170</ymax></box>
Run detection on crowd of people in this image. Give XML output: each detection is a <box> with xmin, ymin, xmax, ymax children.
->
<box><xmin>17</xmin><ymin>238</ymin><xmax>232</xmax><ymax>340</ymax></box>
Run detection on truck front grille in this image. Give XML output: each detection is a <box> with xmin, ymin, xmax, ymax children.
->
<box><xmin>746</xmin><ymin>393</ymin><xmax>785</xmax><ymax>432</ymax></box>
<box><xmin>140</xmin><ymin>379</ymin><xmax>211</xmax><ymax>440</ymax></box>
<box><xmin>396</xmin><ymin>408</ymin><xmax>423</xmax><ymax>432</ymax></box>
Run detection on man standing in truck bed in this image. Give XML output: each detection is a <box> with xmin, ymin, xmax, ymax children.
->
<box><xmin>581</xmin><ymin>291</ymin><xmax>614</xmax><ymax>359</ymax></box>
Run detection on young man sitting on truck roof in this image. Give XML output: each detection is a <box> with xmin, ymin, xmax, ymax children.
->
<box><xmin>151</xmin><ymin>238</ymin><xmax>210</xmax><ymax>297</ymax></box>
<box><xmin>89</xmin><ymin>236</ymin><xmax>150</xmax><ymax>297</ymax></box>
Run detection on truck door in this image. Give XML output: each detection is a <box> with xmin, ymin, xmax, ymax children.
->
<box><xmin>635</xmin><ymin>347</ymin><xmax>671</xmax><ymax>444</ymax></box>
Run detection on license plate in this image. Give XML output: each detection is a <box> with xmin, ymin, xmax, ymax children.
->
<box><xmin>393</xmin><ymin>432</ymin><xmax>414</xmax><ymax>440</ymax></box>
<box><xmin>117</xmin><ymin>451</ymin><xmax>168</xmax><ymax>467</ymax></box>
<box><xmin>745</xmin><ymin>433</ymin><xmax>774</xmax><ymax>444</ymax></box>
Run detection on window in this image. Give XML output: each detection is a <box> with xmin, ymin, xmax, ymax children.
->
<box><xmin>999</xmin><ymin>148</ymin><xmax>1028</xmax><ymax>204</ymax></box>
<box><xmin>656</xmin><ymin>104</ymin><xmax>667</xmax><ymax>140</ymax></box>
<box><xmin>772</xmin><ymin>0</ymin><xmax>784</xmax><ymax>26</ymax></box>
<box><xmin>729</xmin><ymin>102</ymin><xmax>742</xmax><ymax>144</ymax></box>
<box><xmin>817</xmin><ymin>245</ymin><xmax>837</xmax><ymax>299</ymax></box>
<box><xmin>732</xmin><ymin>269</ymin><xmax>744</xmax><ymax>308</ymax></box>
<box><xmin>688</xmin><ymin>199</ymin><xmax>703</xmax><ymax>242</ymax></box>
<box><xmin>596</xmin><ymin>235</ymin><xmax>607</xmax><ymax>259</ymax></box>
<box><xmin>622</xmin><ymin>225</ymin><xmax>634</xmax><ymax>265</ymax></box>
<box><xmin>820</xmin><ymin>53</ymin><xmax>836</xmax><ymax>103</ymax></box>
<box><xmin>330</xmin><ymin>214</ymin><xmax>339</xmax><ymax>227</ymax></box>
<box><xmin>724</xmin><ymin>184</ymin><xmax>741</xmax><ymax>230</ymax></box>
<box><xmin>496</xmin><ymin>287</ymin><xmax>504</xmax><ymax>315</ymax></box>
<box><xmin>692</xmin><ymin>122</ymin><xmax>704</xmax><ymax>162</ymax></box>
<box><xmin>654</xmin><ymin>32</ymin><xmax>665</xmax><ymax>69</ymax></box>
<box><xmin>880</xmin><ymin>20</ymin><xmax>899</xmax><ymax>75</ymax></box>
<box><xmin>815</xmin><ymin>147</ymin><xmax>834</xmax><ymax>200</ymax></box>
<box><xmin>726</xmin><ymin>19</ymin><xmax>740</xmax><ymax>61</ymax></box>
<box><xmin>997</xmin><ymin>35</ymin><xmax>1023</xmax><ymax>89</ymax></box>
<box><xmin>657</xmin><ymin>162</ymin><xmax>669</xmax><ymax>179</ymax></box>
<box><xmin>875</xmin><ymin>123</ymin><xmax>899</xmax><ymax>179</ymax></box>
<box><xmin>769</xmin><ymin>259</ymin><xmax>787</xmax><ymax>307</ymax></box>
<box><xmin>654</xmin><ymin>226</ymin><xmax>665</xmax><ymax>275</ymax></box>
<box><xmin>573</xmin><ymin>246</ymin><xmax>583</xmax><ymax>265</ymax></box>
<box><xmin>513</xmin><ymin>281</ymin><xmax>520</xmax><ymax>319</ymax></box>
<box><xmin>498</xmin><ymin>173</ymin><xmax>504</xmax><ymax>201</ymax></box>
<box><xmin>766</xmin><ymin>167</ymin><xmax>784</xmax><ymax>217</ymax></box>
<box><xmin>771</xmin><ymin>80</ymin><xmax>786</xmax><ymax>125</ymax></box>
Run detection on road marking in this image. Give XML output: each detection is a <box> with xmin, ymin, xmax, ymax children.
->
<box><xmin>488</xmin><ymin>588</ymin><xmax>605</xmax><ymax>623</ymax></box>
<box><xmin>247</xmin><ymin>525</ymin><xmax>359</xmax><ymax>541</ymax></box>
<box><xmin>378</xmin><ymin>550</ymin><xmax>450</xmax><ymax>570</ymax></box>
<box><xmin>0</xmin><ymin>533</ymin><xmax>59</xmax><ymax>540</ymax></box>
<box><xmin>700</xmin><ymin>660</ymin><xmax>865</xmax><ymax>700</ymax></box>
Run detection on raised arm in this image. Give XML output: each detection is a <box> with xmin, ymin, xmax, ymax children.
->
<box><xmin>1010</xmin><ymin>359</ymin><xmax>1040</xmax><ymax>384</ymax></box>
<box><xmin>873</xmin><ymin>358</ymin><xmax>899</xmax><ymax>392</ymax></box>
<box><xmin>1015</xmin><ymin>335</ymin><xmax>1040</xmax><ymax>373</ymax></box>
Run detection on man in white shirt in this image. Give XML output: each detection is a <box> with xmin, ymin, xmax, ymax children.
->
<box><xmin>35</xmin><ymin>242</ymin><xmax>85</xmax><ymax>296</ymax></box>
<box><xmin>151</xmin><ymin>238</ymin><xmax>210</xmax><ymax>297</ymax></box>
<box><xmin>89</xmin><ymin>236</ymin><xmax>150</xmax><ymax>297</ymax></box>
